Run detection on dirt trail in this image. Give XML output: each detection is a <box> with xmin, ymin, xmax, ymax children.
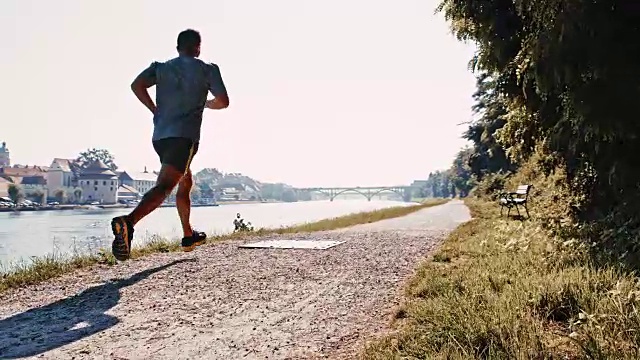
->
<box><xmin>0</xmin><ymin>200</ymin><xmax>470</xmax><ymax>360</ymax></box>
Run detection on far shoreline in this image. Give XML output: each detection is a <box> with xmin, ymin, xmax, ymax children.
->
<box><xmin>0</xmin><ymin>199</ymin><xmax>285</xmax><ymax>213</ymax></box>
<box><xmin>0</xmin><ymin>198</ymin><xmax>410</xmax><ymax>213</ymax></box>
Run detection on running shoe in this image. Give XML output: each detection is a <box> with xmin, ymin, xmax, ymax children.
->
<box><xmin>111</xmin><ymin>216</ymin><xmax>134</xmax><ymax>261</ymax></box>
<box><xmin>182</xmin><ymin>230</ymin><xmax>207</xmax><ymax>252</ymax></box>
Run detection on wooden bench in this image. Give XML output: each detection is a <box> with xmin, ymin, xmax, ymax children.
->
<box><xmin>499</xmin><ymin>184</ymin><xmax>531</xmax><ymax>218</ymax></box>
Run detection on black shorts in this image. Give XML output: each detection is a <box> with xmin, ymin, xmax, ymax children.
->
<box><xmin>152</xmin><ymin>137</ymin><xmax>199</xmax><ymax>174</ymax></box>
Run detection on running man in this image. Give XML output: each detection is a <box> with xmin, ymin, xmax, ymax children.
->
<box><xmin>111</xmin><ymin>29</ymin><xmax>229</xmax><ymax>261</ymax></box>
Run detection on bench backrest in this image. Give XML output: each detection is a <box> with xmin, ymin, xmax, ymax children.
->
<box><xmin>515</xmin><ymin>185</ymin><xmax>531</xmax><ymax>197</ymax></box>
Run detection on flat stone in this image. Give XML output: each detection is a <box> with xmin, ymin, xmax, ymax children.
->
<box><xmin>238</xmin><ymin>240</ymin><xmax>344</xmax><ymax>250</ymax></box>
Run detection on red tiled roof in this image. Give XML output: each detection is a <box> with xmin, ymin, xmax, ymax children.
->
<box><xmin>51</xmin><ymin>158</ymin><xmax>76</xmax><ymax>172</ymax></box>
<box><xmin>121</xmin><ymin>170</ymin><xmax>157</xmax><ymax>182</ymax></box>
<box><xmin>118</xmin><ymin>184</ymin><xmax>139</xmax><ymax>194</ymax></box>
<box><xmin>0</xmin><ymin>166</ymin><xmax>47</xmax><ymax>177</ymax></box>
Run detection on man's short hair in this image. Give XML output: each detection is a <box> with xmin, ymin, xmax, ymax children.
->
<box><xmin>177</xmin><ymin>29</ymin><xmax>201</xmax><ymax>51</ymax></box>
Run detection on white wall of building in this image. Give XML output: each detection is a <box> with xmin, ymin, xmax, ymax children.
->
<box><xmin>46</xmin><ymin>162</ymin><xmax>74</xmax><ymax>190</ymax></box>
<box><xmin>46</xmin><ymin>169</ymin><xmax>63</xmax><ymax>190</ymax></box>
<box><xmin>79</xmin><ymin>178</ymin><xmax>118</xmax><ymax>204</ymax></box>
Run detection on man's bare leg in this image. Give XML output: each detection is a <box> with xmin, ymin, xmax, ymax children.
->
<box><xmin>129</xmin><ymin>164</ymin><xmax>184</xmax><ymax>225</ymax></box>
<box><xmin>176</xmin><ymin>169</ymin><xmax>207</xmax><ymax>251</ymax></box>
<box><xmin>176</xmin><ymin>170</ymin><xmax>194</xmax><ymax>238</ymax></box>
<box><xmin>111</xmin><ymin>164</ymin><xmax>184</xmax><ymax>261</ymax></box>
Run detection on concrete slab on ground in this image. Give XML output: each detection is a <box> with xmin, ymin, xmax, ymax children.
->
<box><xmin>238</xmin><ymin>239</ymin><xmax>344</xmax><ymax>250</ymax></box>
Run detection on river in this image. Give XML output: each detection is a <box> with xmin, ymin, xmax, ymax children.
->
<box><xmin>0</xmin><ymin>200</ymin><xmax>413</xmax><ymax>267</ymax></box>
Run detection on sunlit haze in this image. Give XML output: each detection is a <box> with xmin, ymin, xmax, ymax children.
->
<box><xmin>0</xmin><ymin>0</ymin><xmax>476</xmax><ymax>187</ymax></box>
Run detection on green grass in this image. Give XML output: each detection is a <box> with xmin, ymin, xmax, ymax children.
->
<box><xmin>361</xmin><ymin>199</ymin><xmax>640</xmax><ymax>359</ymax></box>
<box><xmin>0</xmin><ymin>199</ymin><xmax>447</xmax><ymax>294</ymax></box>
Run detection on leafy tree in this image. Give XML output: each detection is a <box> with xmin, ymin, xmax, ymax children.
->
<box><xmin>190</xmin><ymin>185</ymin><xmax>201</xmax><ymax>201</ymax></box>
<box><xmin>261</xmin><ymin>183</ymin><xmax>289</xmax><ymax>201</ymax></box>
<box><xmin>76</xmin><ymin>148</ymin><xmax>118</xmax><ymax>171</ymax></box>
<box><xmin>297</xmin><ymin>190</ymin><xmax>312</xmax><ymax>201</ymax></box>
<box><xmin>448</xmin><ymin>149</ymin><xmax>472</xmax><ymax>197</ymax></box>
<box><xmin>26</xmin><ymin>189</ymin><xmax>45</xmax><ymax>203</ymax></box>
<box><xmin>402</xmin><ymin>189</ymin><xmax>413</xmax><ymax>202</ymax></box>
<box><xmin>193</xmin><ymin>168</ymin><xmax>224</xmax><ymax>184</ymax></box>
<box><xmin>437</xmin><ymin>0</ymin><xmax>640</xmax><ymax>219</ymax></box>
<box><xmin>281</xmin><ymin>189</ymin><xmax>298</xmax><ymax>202</ymax></box>
<box><xmin>53</xmin><ymin>188</ymin><xmax>66</xmax><ymax>203</ymax></box>
<box><xmin>65</xmin><ymin>192</ymin><xmax>76</xmax><ymax>204</ymax></box>
<box><xmin>7</xmin><ymin>184</ymin><xmax>23</xmax><ymax>204</ymax></box>
<box><xmin>74</xmin><ymin>188</ymin><xmax>83</xmax><ymax>203</ymax></box>
<box><xmin>464</xmin><ymin>74</ymin><xmax>516</xmax><ymax>180</ymax></box>
<box><xmin>424</xmin><ymin>171</ymin><xmax>453</xmax><ymax>198</ymax></box>
<box><xmin>196</xmin><ymin>182</ymin><xmax>215</xmax><ymax>199</ymax></box>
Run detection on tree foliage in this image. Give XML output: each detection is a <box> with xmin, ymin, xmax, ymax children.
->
<box><xmin>464</xmin><ymin>74</ymin><xmax>516</xmax><ymax>180</ymax></box>
<box><xmin>26</xmin><ymin>189</ymin><xmax>44</xmax><ymax>203</ymax></box>
<box><xmin>438</xmin><ymin>0</ymin><xmax>640</xmax><ymax>219</ymax></box>
<box><xmin>7</xmin><ymin>184</ymin><xmax>23</xmax><ymax>204</ymax></box>
<box><xmin>76</xmin><ymin>148</ymin><xmax>118</xmax><ymax>171</ymax></box>
<box><xmin>261</xmin><ymin>183</ymin><xmax>297</xmax><ymax>202</ymax></box>
<box><xmin>73</xmin><ymin>188</ymin><xmax>83</xmax><ymax>203</ymax></box>
<box><xmin>53</xmin><ymin>188</ymin><xmax>66</xmax><ymax>203</ymax></box>
<box><xmin>449</xmin><ymin>148</ymin><xmax>475</xmax><ymax>198</ymax></box>
<box><xmin>190</xmin><ymin>184</ymin><xmax>202</xmax><ymax>201</ymax></box>
<box><xmin>423</xmin><ymin>171</ymin><xmax>452</xmax><ymax>198</ymax></box>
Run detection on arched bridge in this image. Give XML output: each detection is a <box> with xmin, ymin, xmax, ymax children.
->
<box><xmin>295</xmin><ymin>186</ymin><xmax>413</xmax><ymax>202</ymax></box>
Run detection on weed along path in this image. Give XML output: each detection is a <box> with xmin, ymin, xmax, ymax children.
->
<box><xmin>0</xmin><ymin>200</ymin><xmax>470</xmax><ymax>360</ymax></box>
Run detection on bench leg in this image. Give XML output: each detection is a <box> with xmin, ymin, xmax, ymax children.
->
<box><xmin>524</xmin><ymin>204</ymin><xmax>530</xmax><ymax>218</ymax></box>
<box><xmin>515</xmin><ymin>204</ymin><xmax>521</xmax><ymax>217</ymax></box>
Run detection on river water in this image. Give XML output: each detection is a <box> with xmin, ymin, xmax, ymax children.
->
<box><xmin>0</xmin><ymin>200</ymin><xmax>413</xmax><ymax>267</ymax></box>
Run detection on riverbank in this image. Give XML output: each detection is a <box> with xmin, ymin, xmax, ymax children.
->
<box><xmin>0</xmin><ymin>199</ymin><xmax>446</xmax><ymax>294</ymax></box>
<box><xmin>361</xmin><ymin>199</ymin><xmax>640</xmax><ymax>358</ymax></box>
<box><xmin>0</xmin><ymin>200</ymin><xmax>278</xmax><ymax>212</ymax></box>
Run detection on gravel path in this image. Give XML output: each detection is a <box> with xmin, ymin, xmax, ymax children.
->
<box><xmin>0</xmin><ymin>200</ymin><xmax>470</xmax><ymax>360</ymax></box>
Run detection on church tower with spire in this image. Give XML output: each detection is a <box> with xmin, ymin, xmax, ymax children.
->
<box><xmin>0</xmin><ymin>142</ymin><xmax>10</xmax><ymax>167</ymax></box>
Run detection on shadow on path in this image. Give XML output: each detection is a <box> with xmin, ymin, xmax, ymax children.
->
<box><xmin>0</xmin><ymin>258</ymin><xmax>193</xmax><ymax>359</ymax></box>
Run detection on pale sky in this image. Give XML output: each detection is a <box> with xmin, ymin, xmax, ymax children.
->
<box><xmin>0</xmin><ymin>0</ymin><xmax>476</xmax><ymax>188</ymax></box>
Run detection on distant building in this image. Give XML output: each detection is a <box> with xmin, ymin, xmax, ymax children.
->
<box><xmin>0</xmin><ymin>164</ymin><xmax>47</xmax><ymax>176</ymax></box>
<box><xmin>78</xmin><ymin>160</ymin><xmax>119</xmax><ymax>204</ymax></box>
<box><xmin>46</xmin><ymin>158</ymin><xmax>79</xmax><ymax>190</ymax></box>
<box><xmin>0</xmin><ymin>177</ymin><xmax>10</xmax><ymax>197</ymax></box>
<box><xmin>0</xmin><ymin>165</ymin><xmax>48</xmax><ymax>203</ymax></box>
<box><xmin>0</xmin><ymin>142</ymin><xmax>10</xmax><ymax>167</ymax></box>
<box><xmin>117</xmin><ymin>184</ymin><xmax>140</xmax><ymax>202</ymax></box>
<box><xmin>118</xmin><ymin>167</ymin><xmax>157</xmax><ymax>195</ymax></box>
<box><xmin>0</xmin><ymin>165</ymin><xmax>48</xmax><ymax>186</ymax></box>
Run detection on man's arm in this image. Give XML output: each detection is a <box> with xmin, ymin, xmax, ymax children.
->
<box><xmin>131</xmin><ymin>62</ymin><xmax>159</xmax><ymax>115</ymax></box>
<box><xmin>205</xmin><ymin>63</ymin><xmax>229</xmax><ymax>110</ymax></box>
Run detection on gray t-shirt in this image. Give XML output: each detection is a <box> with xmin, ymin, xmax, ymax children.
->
<box><xmin>138</xmin><ymin>55</ymin><xmax>227</xmax><ymax>142</ymax></box>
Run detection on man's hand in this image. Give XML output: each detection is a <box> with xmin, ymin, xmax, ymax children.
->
<box><xmin>131</xmin><ymin>79</ymin><xmax>157</xmax><ymax>115</ymax></box>
<box><xmin>206</xmin><ymin>64</ymin><xmax>229</xmax><ymax>110</ymax></box>
<box><xmin>132</xmin><ymin>62</ymin><xmax>158</xmax><ymax>115</ymax></box>
<box><xmin>205</xmin><ymin>94</ymin><xmax>230</xmax><ymax>110</ymax></box>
